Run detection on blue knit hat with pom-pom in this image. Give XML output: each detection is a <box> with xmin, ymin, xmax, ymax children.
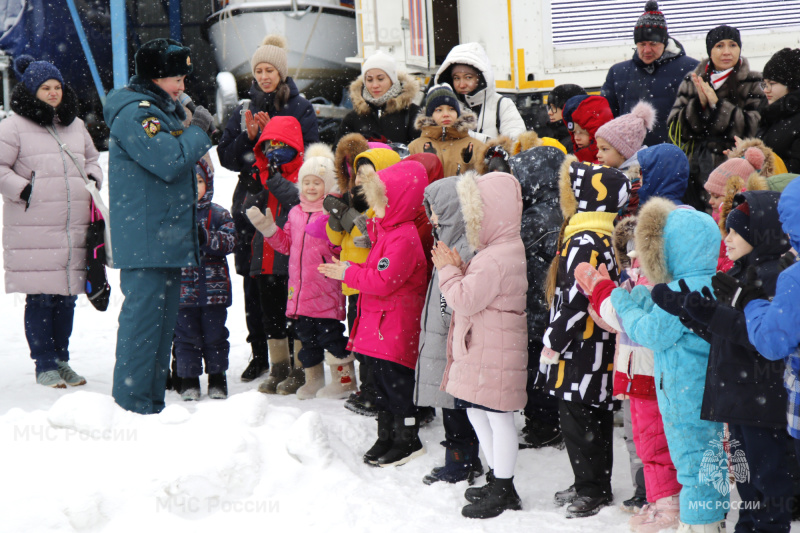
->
<box><xmin>13</xmin><ymin>55</ymin><xmax>64</xmax><ymax>94</ymax></box>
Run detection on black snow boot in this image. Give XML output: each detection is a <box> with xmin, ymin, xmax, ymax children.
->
<box><xmin>363</xmin><ymin>411</ymin><xmax>394</xmax><ymax>465</ymax></box>
<box><xmin>416</xmin><ymin>406</ymin><xmax>436</xmax><ymax>427</ymax></box>
<box><xmin>519</xmin><ymin>418</ymin><xmax>564</xmax><ymax>450</ymax></box>
<box><xmin>375</xmin><ymin>415</ymin><xmax>425</xmax><ymax>467</ymax></box>
<box><xmin>461</xmin><ymin>476</ymin><xmax>522</xmax><ymax>519</ymax></box>
<box><xmin>345</xmin><ymin>390</ymin><xmax>378</xmax><ymax>417</ymax></box>
<box><xmin>167</xmin><ymin>345</ymin><xmax>181</xmax><ymax>392</ymax></box>
<box><xmin>208</xmin><ymin>373</ymin><xmax>228</xmax><ymax>400</ymax></box>
<box><xmin>241</xmin><ymin>340</ymin><xmax>269</xmax><ymax>382</ymax></box>
<box><xmin>566</xmin><ymin>494</ymin><xmax>613</xmax><ymax>518</ymax></box>
<box><xmin>464</xmin><ymin>469</ymin><xmax>496</xmax><ymax>503</ymax></box>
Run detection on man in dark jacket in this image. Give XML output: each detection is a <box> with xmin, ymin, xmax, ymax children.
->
<box><xmin>105</xmin><ymin>39</ymin><xmax>213</xmax><ymax>414</ymax></box>
<box><xmin>601</xmin><ymin>1</ymin><xmax>698</xmax><ymax>146</ymax></box>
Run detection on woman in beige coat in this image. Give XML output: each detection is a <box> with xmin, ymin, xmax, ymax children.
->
<box><xmin>0</xmin><ymin>56</ymin><xmax>102</xmax><ymax>388</ymax></box>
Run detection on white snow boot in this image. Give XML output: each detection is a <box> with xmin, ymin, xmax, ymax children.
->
<box><xmin>296</xmin><ymin>363</ymin><xmax>325</xmax><ymax>400</ymax></box>
<box><xmin>258</xmin><ymin>338</ymin><xmax>291</xmax><ymax>394</ymax></box>
<box><xmin>316</xmin><ymin>352</ymin><xmax>357</xmax><ymax>399</ymax></box>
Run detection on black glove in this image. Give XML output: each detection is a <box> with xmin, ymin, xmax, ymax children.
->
<box><xmin>650</xmin><ymin>279</ymin><xmax>691</xmax><ymax>317</ymax></box>
<box><xmin>423</xmin><ymin>142</ymin><xmax>438</xmax><ymax>155</ymax></box>
<box><xmin>324</xmin><ymin>195</ymin><xmax>348</xmax><ymax>232</ymax></box>
<box><xmin>197</xmin><ymin>223</ymin><xmax>208</xmax><ymax>247</ymax></box>
<box><xmin>461</xmin><ymin>142</ymin><xmax>474</xmax><ymax>163</ymax></box>
<box><xmin>190</xmin><ymin>105</ymin><xmax>214</xmax><ymax>134</ymax></box>
<box><xmin>683</xmin><ymin>287</ymin><xmax>718</xmax><ymax>326</ymax></box>
<box><xmin>240</xmin><ymin>167</ymin><xmax>263</xmax><ymax>195</ymax></box>
<box><xmin>268</xmin><ymin>160</ymin><xmax>283</xmax><ymax>181</ymax></box>
<box><xmin>88</xmin><ymin>175</ymin><xmax>99</xmax><ymax>186</ymax></box>
<box><xmin>712</xmin><ymin>267</ymin><xmax>768</xmax><ymax>310</ymax></box>
<box><xmin>20</xmin><ymin>184</ymin><xmax>32</xmax><ymax>202</ymax></box>
<box><xmin>779</xmin><ymin>250</ymin><xmax>797</xmax><ymax>272</ymax></box>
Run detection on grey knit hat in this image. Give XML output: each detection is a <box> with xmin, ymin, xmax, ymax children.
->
<box><xmin>251</xmin><ymin>35</ymin><xmax>289</xmax><ymax>80</ymax></box>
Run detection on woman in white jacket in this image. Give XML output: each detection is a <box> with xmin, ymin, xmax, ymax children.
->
<box><xmin>434</xmin><ymin>42</ymin><xmax>526</xmax><ymax>143</ymax></box>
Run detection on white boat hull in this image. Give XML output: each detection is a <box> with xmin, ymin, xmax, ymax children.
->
<box><xmin>207</xmin><ymin>1</ymin><xmax>359</xmax><ymax>100</ymax></box>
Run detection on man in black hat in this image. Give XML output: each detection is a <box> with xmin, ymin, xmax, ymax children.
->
<box><xmin>601</xmin><ymin>1</ymin><xmax>698</xmax><ymax>146</ymax></box>
<box><xmin>104</xmin><ymin>39</ymin><xmax>215</xmax><ymax>414</ymax></box>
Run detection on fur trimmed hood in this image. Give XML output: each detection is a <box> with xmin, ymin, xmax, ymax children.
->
<box><xmin>718</xmin><ymin>170</ymin><xmax>768</xmax><ymax>234</ymax></box>
<box><xmin>613</xmin><ymin>216</ymin><xmax>638</xmax><ymax>269</ymax></box>
<box><xmin>475</xmin><ymin>132</ymin><xmax>569</xmax><ymax>176</ymax></box>
<box><xmin>349</xmin><ymin>71</ymin><xmax>420</xmax><ymax>116</ymax></box>
<box><xmin>334</xmin><ymin>133</ymin><xmax>370</xmax><ymax>192</ymax></box>
<box><xmin>726</xmin><ymin>138</ymin><xmax>778</xmax><ymax>177</ymax></box>
<box><xmin>10</xmin><ymin>82</ymin><xmax>79</xmax><ymax>127</ymax></box>
<box><xmin>635</xmin><ymin>198</ymin><xmax>721</xmax><ymax>284</ymax></box>
<box><xmin>360</xmin><ymin>159</ymin><xmax>427</xmax><ymax>228</ymax></box>
<box><xmin>414</xmin><ymin>109</ymin><xmax>477</xmax><ymax>136</ymax></box>
<box><xmin>456</xmin><ymin>171</ymin><xmax>522</xmax><ymax>252</ymax></box>
<box><xmin>558</xmin><ymin>156</ymin><xmax>631</xmax><ymax>218</ymax></box>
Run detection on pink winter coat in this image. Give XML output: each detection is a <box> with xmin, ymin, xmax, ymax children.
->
<box><xmin>0</xmin><ymin>95</ymin><xmax>102</xmax><ymax>295</ymax></box>
<box><xmin>266</xmin><ymin>203</ymin><xmax>345</xmax><ymax>320</ymax></box>
<box><xmin>439</xmin><ymin>172</ymin><xmax>529</xmax><ymax>412</ymax></box>
<box><xmin>344</xmin><ymin>160</ymin><xmax>428</xmax><ymax>369</ymax></box>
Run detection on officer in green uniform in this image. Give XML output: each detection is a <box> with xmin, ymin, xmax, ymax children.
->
<box><xmin>104</xmin><ymin>39</ymin><xmax>213</xmax><ymax>414</ymax></box>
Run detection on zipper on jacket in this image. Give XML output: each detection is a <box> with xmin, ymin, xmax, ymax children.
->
<box><xmin>52</xmin><ymin>126</ymin><xmax>74</xmax><ymax>294</ymax></box>
<box><xmin>441</xmin><ymin>126</ymin><xmax>446</xmax><ymax>142</ymax></box>
<box><xmin>293</xmin><ymin>212</ymin><xmax>312</xmax><ymax>315</ymax></box>
<box><xmin>378</xmin><ymin>311</ymin><xmax>385</xmax><ymax>341</ymax></box>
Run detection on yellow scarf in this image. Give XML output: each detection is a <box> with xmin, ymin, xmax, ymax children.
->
<box><xmin>562</xmin><ymin>212</ymin><xmax>617</xmax><ymax>244</ymax></box>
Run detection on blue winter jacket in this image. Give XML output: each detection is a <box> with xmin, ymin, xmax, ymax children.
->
<box><xmin>746</xmin><ymin>178</ymin><xmax>800</xmax><ymax>368</ymax></box>
<box><xmin>636</xmin><ymin>143</ymin><xmax>689</xmax><ymax>206</ymax></box>
<box><xmin>104</xmin><ymin>76</ymin><xmax>212</xmax><ymax>269</ymax></box>
<box><xmin>601</xmin><ymin>38</ymin><xmax>698</xmax><ymax>147</ymax></box>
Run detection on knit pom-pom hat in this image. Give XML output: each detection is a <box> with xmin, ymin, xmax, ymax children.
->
<box><xmin>705</xmin><ymin>147</ymin><xmax>765</xmax><ymax>196</ymax></box>
<box><xmin>425</xmin><ymin>83</ymin><xmax>461</xmax><ymax>117</ymax></box>
<box><xmin>13</xmin><ymin>55</ymin><xmax>64</xmax><ymax>94</ymax></box>
<box><xmin>634</xmin><ymin>1</ymin><xmax>668</xmax><ymax>44</ymax></box>
<box><xmin>297</xmin><ymin>143</ymin><xmax>338</xmax><ymax>195</ymax></box>
<box><xmin>595</xmin><ymin>101</ymin><xmax>656</xmax><ymax>160</ymax></box>
<box><xmin>251</xmin><ymin>35</ymin><xmax>288</xmax><ymax>79</ymax></box>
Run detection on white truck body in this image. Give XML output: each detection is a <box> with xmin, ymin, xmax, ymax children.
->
<box><xmin>351</xmin><ymin>0</ymin><xmax>800</xmax><ymax>96</ymax></box>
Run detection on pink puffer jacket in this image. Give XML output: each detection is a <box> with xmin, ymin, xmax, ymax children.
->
<box><xmin>266</xmin><ymin>204</ymin><xmax>345</xmax><ymax>320</ymax></box>
<box><xmin>439</xmin><ymin>172</ymin><xmax>529</xmax><ymax>412</ymax></box>
<box><xmin>344</xmin><ymin>160</ymin><xmax>428</xmax><ymax>369</ymax></box>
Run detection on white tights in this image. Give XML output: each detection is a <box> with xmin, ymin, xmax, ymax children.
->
<box><xmin>466</xmin><ymin>408</ymin><xmax>518</xmax><ymax>479</ymax></box>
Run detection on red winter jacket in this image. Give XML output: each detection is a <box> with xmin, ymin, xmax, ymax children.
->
<box><xmin>344</xmin><ymin>160</ymin><xmax>429</xmax><ymax>369</ymax></box>
<box><xmin>250</xmin><ymin>116</ymin><xmax>305</xmax><ymax>275</ymax></box>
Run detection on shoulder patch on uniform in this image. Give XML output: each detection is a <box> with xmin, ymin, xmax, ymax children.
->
<box><xmin>142</xmin><ymin>117</ymin><xmax>161</xmax><ymax>138</ymax></box>
<box><xmin>171</xmin><ymin>129</ymin><xmax>183</xmax><ymax>137</ymax></box>
<box><xmin>377</xmin><ymin>257</ymin><xmax>390</xmax><ymax>271</ymax></box>
<box><xmin>139</xmin><ymin>100</ymin><xmax>151</xmax><ymax>107</ymax></box>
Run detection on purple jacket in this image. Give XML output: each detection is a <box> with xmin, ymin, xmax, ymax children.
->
<box><xmin>267</xmin><ymin>204</ymin><xmax>345</xmax><ymax>320</ymax></box>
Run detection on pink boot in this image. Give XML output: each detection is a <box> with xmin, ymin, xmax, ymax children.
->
<box><xmin>629</xmin><ymin>502</ymin><xmax>657</xmax><ymax>530</ymax></box>
<box><xmin>634</xmin><ymin>495</ymin><xmax>680</xmax><ymax>533</ymax></box>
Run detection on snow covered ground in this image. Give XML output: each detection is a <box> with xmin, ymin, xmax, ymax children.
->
<box><xmin>2</xmin><ymin>148</ymin><xmax>795</xmax><ymax>532</ymax></box>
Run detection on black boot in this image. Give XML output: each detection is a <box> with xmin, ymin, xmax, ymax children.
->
<box><xmin>461</xmin><ymin>476</ymin><xmax>522</xmax><ymax>519</ymax></box>
<box><xmin>416</xmin><ymin>406</ymin><xmax>436</xmax><ymax>427</ymax></box>
<box><xmin>519</xmin><ymin>418</ymin><xmax>564</xmax><ymax>449</ymax></box>
<box><xmin>566</xmin><ymin>494</ymin><xmax>612</xmax><ymax>518</ymax></box>
<box><xmin>241</xmin><ymin>340</ymin><xmax>269</xmax><ymax>382</ymax></box>
<box><xmin>363</xmin><ymin>411</ymin><xmax>394</xmax><ymax>465</ymax></box>
<box><xmin>344</xmin><ymin>391</ymin><xmax>378</xmax><ymax>417</ymax></box>
<box><xmin>169</xmin><ymin>345</ymin><xmax>182</xmax><ymax>392</ymax></box>
<box><xmin>180</xmin><ymin>377</ymin><xmax>201</xmax><ymax>401</ymax></box>
<box><xmin>208</xmin><ymin>373</ymin><xmax>228</xmax><ymax>399</ymax></box>
<box><xmin>464</xmin><ymin>469</ymin><xmax>496</xmax><ymax>503</ymax></box>
<box><xmin>553</xmin><ymin>484</ymin><xmax>577</xmax><ymax>506</ymax></box>
<box><xmin>375</xmin><ymin>415</ymin><xmax>425</xmax><ymax>467</ymax></box>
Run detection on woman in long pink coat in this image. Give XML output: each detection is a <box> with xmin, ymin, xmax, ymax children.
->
<box><xmin>433</xmin><ymin>170</ymin><xmax>528</xmax><ymax>520</ymax></box>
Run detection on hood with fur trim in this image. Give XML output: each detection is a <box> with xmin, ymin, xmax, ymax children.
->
<box><xmin>613</xmin><ymin>217</ymin><xmax>638</xmax><ymax>269</ymax></box>
<box><xmin>334</xmin><ymin>133</ymin><xmax>370</xmax><ymax>192</ymax></box>
<box><xmin>558</xmin><ymin>155</ymin><xmax>632</xmax><ymax>218</ymax></box>
<box><xmin>348</xmin><ymin>71</ymin><xmax>420</xmax><ymax>116</ymax></box>
<box><xmin>434</xmin><ymin>42</ymin><xmax>496</xmax><ymax>108</ymax></box>
<box><xmin>423</xmin><ymin>176</ymin><xmax>469</xmax><ymax>257</ymax></box>
<box><xmin>414</xmin><ymin>109</ymin><xmax>478</xmax><ymax>138</ymax></box>
<box><xmin>456</xmin><ymin>171</ymin><xmax>522</xmax><ymax>252</ymax></box>
<box><xmin>297</xmin><ymin>143</ymin><xmax>338</xmax><ymax>196</ymax></box>
<box><xmin>718</xmin><ymin>171</ymin><xmax>768</xmax><ymax>233</ymax></box>
<box><xmin>360</xmin><ymin>159</ymin><xmax>427</xmax><ymax>228</ymax></box>
<box><xmin>634</xmin><ymin>198</ymin><xmax>721</xmax><ymax>284</ymax></box>
<box><xmin>726</xmin><ymin>138</ymin><xmax>778</xmax><ymax>177</ymax></box>
<box><xmin>10</xmin><ymin>82</ymin><xmax>79</xmax><ymax>127</ymax></box>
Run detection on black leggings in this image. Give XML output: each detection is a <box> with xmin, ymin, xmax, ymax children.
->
<box><xmin>255</xmin><ymin>274</ymin><xmax>291</xmax><ymax>339</ymax></box>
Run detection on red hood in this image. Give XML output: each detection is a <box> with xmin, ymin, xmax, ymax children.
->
<box><xmin>405</xmin><ymin>153</ymin><xmax>444</xmax><ymax>185</ymax></box>
<box><xmin>378</xmin><ymin>160</ymin><xmax>428</xmax><ymax>228</ymax></box>
<box><xmin>253</xmin><ymin>115</ymin><xmax>305</xmax><ymax>180</ymax></box>
<box><xmin>569</xmin><ymin>95</ymin><xmax>613</xmax><ymax>163</ymax></box>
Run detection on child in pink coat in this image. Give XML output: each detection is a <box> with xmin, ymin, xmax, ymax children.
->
<box><xmin>432</xmin><ymin>171</ymin><xmax>528</xmax><ymax>520</ymax></box>
<box><xmin>319</xmin><ymin>159</ymin><xmax>429</xmax><ymax>467</ymax></box>
<box><xmin>246</xmin><ymin>144</ymin><xmax>352</xmax><ymax>400</ymax></box>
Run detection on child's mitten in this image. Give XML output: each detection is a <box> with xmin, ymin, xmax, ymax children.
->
<box><xmin>683</xmin><ymin>287</ymin><xmax>718</xmax><ymax>325</ymax></box>
<box><xmin>246</xmin><ymin>206</ymin><xmax>277</xmax><ymax>237</ymax></box>
<box><xmin>540</xmin><ymin>346</ymin><xmax>560</xmax><ymax>365</ymax></box>
<box><xmin>650</xmin><ymin>279</ymin><xmax>691</xmax><ymax>316</ymax></box>
<box><xmin>461</xmin><ymin>142</ymin><xmax>474</xmax><ymax>163</ymax></box>
<box><xmin>575</xmin><ymin>263</ymin><xmax>611</xmax><ymax>296</ymax></box>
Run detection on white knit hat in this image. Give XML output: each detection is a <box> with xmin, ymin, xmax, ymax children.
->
<box><xmin>297</xmin><ymin>144</ymin><xmax>338</xmax><ymax>195</ymax></box>
<box><xmin>361</xmin><ymin>51</ymin><xmax>397</xmax><ymax>84</ymax></box>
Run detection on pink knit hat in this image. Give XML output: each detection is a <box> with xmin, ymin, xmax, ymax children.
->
<box><xmin>595</xmin><ymin>101</ymin><xmax>656</xmax><ymax>160</ymax></box>
<box><xmin>704</xmin><ymin>147</ymin><xmax>765</xmax><ymax>196</ymax></box>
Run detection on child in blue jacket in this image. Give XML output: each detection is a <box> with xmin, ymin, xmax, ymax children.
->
<box><xmin>174</xmin><ymin>159</ymin><xmax>237</xmax><ymax>401</ymax></box>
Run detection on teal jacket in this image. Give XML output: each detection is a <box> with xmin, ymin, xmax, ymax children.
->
<box><xmin>103</xmin><ymin>76</ymin><xmax>212</xmax><ymax>269</ymax></box>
